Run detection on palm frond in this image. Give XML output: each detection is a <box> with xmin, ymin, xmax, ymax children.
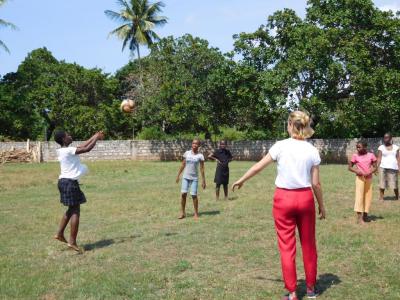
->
<box><xmin>0</xmin><ymin>39</ymin><xmax>10</xmax><ymax>53</ymax></box>
<box><xmin>147</xmin><ymin>15</ymin><xmax>167</xmax><ymax>26</ymax></box>
<box><xmin>146</xmin><ymin>1</ymin><xmax>165</xmax><ymax>17</ymax></box>
<box><xmin>108</xmin><ymin>23</ymin><xmax>131</xmax><ymax>39</ymax></box>
<box><xmin>0</xmin><ymin>18</ymin><xmax>17</xmax><ymax>30</ymax></box>
<box><xmin>104</xmin><ymin>10</ymin><xmax>129</xmax><ymax>23</ymax></box>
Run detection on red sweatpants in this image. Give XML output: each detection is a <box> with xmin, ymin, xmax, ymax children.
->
<box><xmin>273</xmin><ymin>187</ymin><xmax>317</xmax><ymax>292</ymax></box>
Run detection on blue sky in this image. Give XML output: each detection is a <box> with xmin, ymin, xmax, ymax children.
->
<box><xmin>1</xmin><ymin>0</ymin><xmax>399</xmax><ymax>76</ymax></box>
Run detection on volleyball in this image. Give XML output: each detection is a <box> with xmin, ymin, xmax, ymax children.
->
<box><xmin>120</xmin><ymin>99</ymin><xmax>135</xmax><ymax>113</ymax></box>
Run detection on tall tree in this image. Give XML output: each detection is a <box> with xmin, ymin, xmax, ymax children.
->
<box><xmin>105</xmin><ymin>0</ymin><xmax>167</xmax><ymax>79</ymax></box>
<box><xmin>0</xmin><ymin>0</ymin><xmax>17</xmax><ymax>54</ymax></box>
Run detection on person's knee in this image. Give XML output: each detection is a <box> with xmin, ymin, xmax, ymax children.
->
<box><xmin>68</xmin><ymin>204</ymin><xmax>80</xmax><ymax>215</ymax></box>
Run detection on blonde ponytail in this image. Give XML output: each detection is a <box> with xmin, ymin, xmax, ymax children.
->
<box><xmin>288</xmin><ymin>111</ymin><xmax>314</xmax><ymax>139</ymax></box>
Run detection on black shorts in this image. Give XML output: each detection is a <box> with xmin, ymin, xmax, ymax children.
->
<box><xmin>58</xmin><ymin>178</ymin><xmax>86</xmax><ymax>206</ymax></box>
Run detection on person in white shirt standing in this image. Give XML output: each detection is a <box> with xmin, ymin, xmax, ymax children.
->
<box><xmin>232</xmin><ymin>111</ymin><xmax>325</xmax><ymax>300</ymax></box>
<box><xmin>377</xmin><ymin>133</ymin><xmax>400</xmax><ymax>201</ymax></box>
<box><xmin>176</xmin><ymin>139</ymin><xmax>206</xmax><ymax>219</ymax></box>
<box><xmin>53</xmin><ymin>130</ymin><xmax>104</xmax><ymax>252</ymax></box>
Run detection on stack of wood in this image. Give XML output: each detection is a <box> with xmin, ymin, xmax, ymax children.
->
<box><xmin>0</xmin><ymin>140</ymin><xmax>41</xmax><ymax>164</ymax></box>
<box><xmin>0</xmin><ymin>149</ymin><xmax>33</xmax><ymax>164</ymax></box>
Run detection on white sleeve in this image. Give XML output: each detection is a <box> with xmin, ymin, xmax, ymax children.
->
<box><xmin>312</xmin><ymin>149</ymin><xmax>321</xmax><ymax>166</ymax></box>
<box><xmin>268</xmin><ymin>142</ymin><xmax>280</xmax><ymax>161</ymax></box>
<box><xmin>200</xmin><ymin>154</ymin><xmax>205</xmax><ymax>161</ymax></box>
<box><xmin>378</xmin><ymin>145</ymin><xmax>384</xmax><ymax>151</ymax></box>
<box><xmin>69</xmin><ymin>147</ymin><xmax>77</xmax><ymax>155</ymax></box>
<box><xmin>183</xmin><ymin>151</ymin><xmax>188</xmax><ymax>159</ymax></box>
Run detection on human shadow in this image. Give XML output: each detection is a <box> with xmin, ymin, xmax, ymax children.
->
<box><xmin>297</xmin><ymin>273</ymin><xmax>341</xmax><ymax>299</ymax></box>
<box><xmin>228</xmin><ymin>196</ymin><xmax>239</xmax><ymax>201</ymax></box>
<box><xmin>83</xmin><ymin>234</ymin><xmax>141</xmax><ymax>251</ymax></box>
<box><xmin>186</xmin><ymin>210</ymin><xmax>220</xmax><ymax>218</ymax></box>
<box><xmin>383</xmin><ymin>195</ymin><xmax>398</xmax><ymax>201</ymax></box>
<box><xmin>198</xmin><ymin>210</ymin><xmax>220</xmax><ymax>216</ymax></box>
<box><xmin>366</xmin><ymin>215</ymin><xmax>384</xmax><ymax>222</ymax></box>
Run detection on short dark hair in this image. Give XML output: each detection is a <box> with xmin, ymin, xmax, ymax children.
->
<box><xmin>54</xmin><ymin>130</ymin><xmax>66</xmax><ymax>146</ymax></box>
<box><xmin>384</xmin><ymin>132</ymin><xmax>392</xmax><ymax>138</ymax></box>
<box><xmin>357</xmin><ymin>140</ymin><xmax>368</xmax><ymax>148</ymax></box>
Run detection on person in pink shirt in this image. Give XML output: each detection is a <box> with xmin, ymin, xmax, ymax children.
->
<box><xmin>348</xmin><ymin>141</ymin><xmax>377</xmax><ymax>224</ymax></box>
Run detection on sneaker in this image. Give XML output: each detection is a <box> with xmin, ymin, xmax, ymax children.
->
<box><xmin>282</xmin><ymin>294</ymin><xmax>298</xmax><ymax>300</ymax></box>
<box><xmin>306</xmin><ymin>287</ymin><xmax>319</xmax><ymax>298</ymax></box>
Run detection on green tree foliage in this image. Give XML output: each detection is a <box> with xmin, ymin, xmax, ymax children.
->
<box><xmin>234</xmin><ymin>0</ymin><xmax>400</xmax><ymax>137</ymax></box>
<box><xmin>1</xmin><ymin>0</ymin><xmax>400</xmax><ymax>140</ymax></box>
<box><xmin>0</xmin><ymin>48</ymin><xmax>128</xmax><ymax>140</ymax></box>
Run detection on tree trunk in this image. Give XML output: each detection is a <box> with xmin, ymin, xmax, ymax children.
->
<box><xmin>137</xmin><ymin>46</ymin><xmax>143</xmax><ymax>84</ymax></box>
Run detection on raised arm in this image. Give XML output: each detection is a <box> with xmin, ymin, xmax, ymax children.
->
<box><xmin>176</xmin><ymin>160</ymin><xmax>186</xmax><ymax>183</ymax></box>
<box><xmin>232</xmin><ymin>153</ymin><xmax>274</xmax><ymax>191</ymax></box>
<box><xmin>311</xmin><ymin>166</ymin><xmax>325</xmax><ymax>220</ymax></box>
<box><xmin>75</xmin><ymin>132</ymin><xmax>103</xmax><ymax>155</ymax></box>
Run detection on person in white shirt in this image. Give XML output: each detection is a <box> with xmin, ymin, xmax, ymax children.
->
<box><xmin>176</xmin><ymin>139</ymin><xmax>206</xmax><ymax>219</ymax></box>
<box><xmin>53</xmin><ymin>130</ymin><xmax>104</xmax><ymax>252</ymax></box>
<box><xmin>377</xmin><ymin>133</ymin><xmax>400</xmax><ymax>201</ymax></box>
<box><xmin>232</xmin><ymin>111</ymin><xmax>325</xmax><ymax>300</ymax></box>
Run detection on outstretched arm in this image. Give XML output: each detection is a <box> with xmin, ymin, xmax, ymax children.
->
<box><xmin>76</xmin><ymin>132</ymin><xmax>103</xmax><ymax>155</ymax></box>
<box><xmin>232</xmin><ymin>153</ymin><xmax>274</xmax><ymax>191</ymax></box>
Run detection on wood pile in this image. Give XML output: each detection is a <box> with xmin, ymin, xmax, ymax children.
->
<box><xmin>0</xmin><ymin>140</ymin><xmax>41</xmax><ymax>164</ymax></box>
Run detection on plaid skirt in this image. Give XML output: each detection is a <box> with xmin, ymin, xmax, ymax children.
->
<box><xmin>58</xmin><ymin>178</ymin><xmax>86</xmax><ymax>206</ymax></box>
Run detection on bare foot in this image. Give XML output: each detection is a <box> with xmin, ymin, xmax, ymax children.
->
<box><xmin>68</xmin><ymin>243</ymin><xmax>82</xmax><ymax>253</ymax></box>
<box><xmin>193</xmin><ymin>214</ymin><xmax>199</xmax><ymax>220</ymax></box>
<box><xmin>54</xmin><ymin>234</ymin><xmax>67</xmax><ymax>243</ymax></box>
<box><xmin>178</xmin><ymin>214</ymin><xmax>186</xmax><ymax>219</ymax></box>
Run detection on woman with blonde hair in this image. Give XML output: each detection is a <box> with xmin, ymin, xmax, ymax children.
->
<box><xmin>232</xmin><ymin>111</ymin><xmax>325</xmax><ymax>300</ymax></box>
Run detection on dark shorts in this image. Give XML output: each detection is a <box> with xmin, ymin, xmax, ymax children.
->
<box><xmin>58</xmin><ymin>178</ymin><xmax>86</xmax><ymax>206</ymax></box>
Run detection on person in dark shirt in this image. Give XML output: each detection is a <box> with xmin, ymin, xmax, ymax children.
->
<box><xmin>208</xmin><ymin>140</ymin><xmax>233</xmax><ymax>200</ymax></box>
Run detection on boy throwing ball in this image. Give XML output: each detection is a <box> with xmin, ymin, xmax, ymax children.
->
<box><xmin>53</xmin><ymin>130</ymin><xmax>104</xmax><ymax>252</ymax></box>
<box><xmin>176</xmin><ymin>139</ymin><xmax>206</xmax><ymax>219</ymax></box>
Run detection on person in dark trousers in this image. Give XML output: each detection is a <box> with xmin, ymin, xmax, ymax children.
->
<box><xmin>208</xmin><ymin>140</ymin><xmax>233</xmax><ymax>200</ymax></box>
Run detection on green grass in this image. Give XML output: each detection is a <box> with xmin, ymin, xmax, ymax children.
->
<box><xmin>0</xmin><ymin>161</ymin><xmax>399</xmax><ymax>299</ymax></box>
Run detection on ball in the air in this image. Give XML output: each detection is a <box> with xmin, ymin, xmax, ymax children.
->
<box><xmin>120</xmin><ymin>99</ymin><xmax>135</xmax><ymax>113</ymax></box>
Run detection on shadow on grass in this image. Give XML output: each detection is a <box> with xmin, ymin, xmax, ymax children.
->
<box><xmin>228</xmin><ymin>196</ymin><xmax>239</xmax><ymax>201</ymax></box>
<box><xmin>83</xmin><ymin>234</ymin><xmax>141</xmax><ymax>251</ymax></box>
<box><xmin>297</xmin><ymin>273</ymin><xmax>341</xmax><ymax>299</ymax></box>
<box><xmin>265</xmin><ymin>273</ymin><xmax>340</xmax><ymax>299</ymax></box>
<box><xmin>383</xmin><ymin>195</ymin><xmax>398</xmax><ymax>201</ymax></box>
<box><xmin>185</xmin><ymin>210</ymin><xmax>221</xmax><ymax>217</ymax></box>
<box><xmin>366</xmin><ymin>215</ymin><xmax>384</xmax><ymax>222</ymax></box>
<box><xmin>199</xmin><ymin>210</ymin><xmax>220</xmax><ymax>216</ymax></box>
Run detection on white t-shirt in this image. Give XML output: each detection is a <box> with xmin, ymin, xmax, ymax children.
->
<box><xmin>268</xmin><ymin>138</ymin><xmax>321</xmax><ymax>189</ymax></box>
<box><xmin>183</xmin><ymin>150</ymin><xmax>205</xmax><ymax>180</ymax></box>
<box><xmin>378</xmin><ymin>144</ymin><xmax>399</xmax><ymax>170</ymax></box>
<box><xmin>56</xmin><ymin>147</ymin><xmax>88</xmax><ymax>180</ymax></box>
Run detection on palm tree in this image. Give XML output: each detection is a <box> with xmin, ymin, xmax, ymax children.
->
<box><xmin>0</xmin><ymin>0</ymin><xmax>17</xmax><ymax>54</ymax></box>
<box><xmin>105</xmin><ymin>0</ymin><xmax>167</xmax><ymax>75</ymax></box>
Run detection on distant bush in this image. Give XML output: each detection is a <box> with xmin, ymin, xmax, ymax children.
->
<box><xmin>137</xmin><ymin>126</ymin><xmax>167</xmax><ymax>140</ymax></box>
<box><xmin>215</xmin><ymin>127</ymin><xmax>246</xmax><ymax>141</ymax></box>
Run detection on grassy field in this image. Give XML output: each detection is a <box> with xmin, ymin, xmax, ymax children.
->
<box><xmin>0</xmin><ymin>161</ymin><xmax>399</xmax><ymax>300</ymax></box>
